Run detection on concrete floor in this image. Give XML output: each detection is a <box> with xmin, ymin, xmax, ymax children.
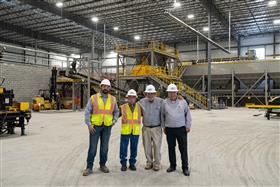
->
<box><xmin>1</xmin><ymin>108</ymin><xmax>279</xmax><ymax>186</ymax></box>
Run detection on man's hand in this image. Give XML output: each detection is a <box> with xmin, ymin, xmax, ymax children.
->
<box><xmin>88</xmin><ymin>125</ymin><xmax>96</xmax><ymax>134</ymax></box>
<box><xmin>186</xmin><ymin>128</ymin><xmax>191</xmax><ymax>133</ymax></box>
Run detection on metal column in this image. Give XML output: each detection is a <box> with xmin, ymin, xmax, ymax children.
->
<box><xmin>151</xmin><ymin>51</ymin><xmax>154</xmax><ymax>66</ymax></box>
<box><xmin>66</xmin><ymin>56</ymin><xmax>70</xmax><ymax>73</ymax></box>
<box><xmin>116</xmin><ymin>54</ymin><xmax>120</xmax><ymax>101</ymax></box>
<box><xmin>35</xmin><ymin>39</ymin><xmax>37</xmax><ymax>64</ymax></box>
<box><xmin>202</xmin><ymin>75</ymin><xmax>205</xmax><ymax>93</ymax></box>
<box><xmin>207</xmin><ymin>0</ymin><xmax>212</xmax><ymax>110</ymax></box>
<box><xmin>265</xmin><ymin>69</ymin><xmax>268</xmax><ymax>105</ymax></box>
<box><xmin>72</xmin><ymin>82</ymin><xmax>75</xmax><ymax>111</ymax></box>
<box><xmin>88</xmin><ymin>31</ymin><xmax>94</xmax><ymax>100</ymax></box>
<box><xmin>237</xmin><ymin>35</ymin><xmax>241</xmax><ymax>58</ymax></box>
<box><xmin>273</xmin><ymin>32</ymin><xmax>276</xmax><ymax>59</ymax></box>
<box><xmin>231</xmin><ymin>69</ymin><xmax>235</xmax><ymax>107</ymax></box>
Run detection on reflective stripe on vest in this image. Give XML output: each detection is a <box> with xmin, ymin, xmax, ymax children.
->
<box><xmin>121</xmin><ymin>102</ymin><xmax>141</xmax><ymax>135</ymax></box>
<box><xmin>90</xmin><ymin>93</ymin><xmax>116</xmax><ymax>126</ymax></box>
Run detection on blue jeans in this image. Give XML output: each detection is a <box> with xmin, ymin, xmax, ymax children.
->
<box><xmin>86</xmin><ymin>125</ymin><xmax>112</xmax><ymax>169</ymax></box>
<box><xmin>119</xmin><ymin>134</ymin><xmax>139</xmax><ymax>166</ymax></box>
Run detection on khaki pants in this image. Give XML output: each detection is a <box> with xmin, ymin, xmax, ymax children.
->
<box><xmin>142</xmin><ymin>126</ymin><xmax>162</xmax><ymax>166</ymax></box>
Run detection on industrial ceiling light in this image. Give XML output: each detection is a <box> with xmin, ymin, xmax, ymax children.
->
<box><xmin>134</xmin><ymin>35</ymin><xmax>140</xmax><ymax>40</ymax></box>
<box><xmin>56</xmin><ymin>2</ymin><xmax>63</xmax><ymax>8</ymax></box>
<box><xmin>91</xmin><ymin>16</ymin><xmax>99</xmax><ymax>22</ymax></box>
<box><xmin>268</xmin><ymin>0</ymin><xmax>277</xmax><ymax>7</ymax></box>
<box><xmin>187</xmin><ymin>14</ymin><xmax>194</xmax><ymax>19</ymax></box>
<box><xmin>113</xmin><ymin>26</ymin><xmax>119</xmax><ymax>31</ymax></box>
<box><xmin>173</xmin><ymin>0</ymin><xmax>181</xmax><ymax>8</ymax></box>
<box><xmin>203</xmin><ymin>27</ymin><xmax>209</xmax><ymax>32</ymax></box>
<box><xmin>273</xmin><ymin>19</ymin><xmax>280</xmax><ymax>24</ymax></box>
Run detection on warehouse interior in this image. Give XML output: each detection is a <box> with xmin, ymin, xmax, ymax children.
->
<box><xmin>0</xmin><ymin>0</ymin><xmax>279</xmax><ymax>186</ymax></box>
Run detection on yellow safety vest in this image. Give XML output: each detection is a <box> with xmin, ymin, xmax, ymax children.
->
<box><xmin>121</xmin><ymin>102</ymin><xmax>142</xmax><ymax>135</ymax></box>
<box><xmin>91</xmin><ymin>93</ymin><xmax>116</xmax><ymax>126</ymax></box>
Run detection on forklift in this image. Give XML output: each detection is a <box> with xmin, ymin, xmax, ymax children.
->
<box><xmin>0</xmin><ymin>81</ymin><xmax>32</xmax><ymax>135</ymax></box>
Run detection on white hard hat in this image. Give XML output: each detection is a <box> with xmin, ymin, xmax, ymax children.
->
<box><xmin>166</xmin><ymin>84</ymin><xmax>178</xmax><ymax>92</ymax></box>
<box><xmin>127</xmin><ymin>89</ymin><xmax>138</xmax><ymax>97</ymax></box>
<box><xmin>100</xmin><ymin>79</ymin><xmax>111</xmax><ymax>87</ymax></box>
<box><xmin>145</xmin><ymin>85</ymin><xmax>157</xmax><ymax>93</ymax></box>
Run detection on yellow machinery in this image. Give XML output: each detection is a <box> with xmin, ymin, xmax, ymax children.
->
<box><xmin>246</xmin><ymin>96</ymin><xmax>280</xmax><ymax>120</ymax></box>
<box><xmin>0</xmin><ymin>86</ymin><xmax>31</xmax><ymax>135</ymax></box>
<box><xmin>116</xmin><ymin>41</ymin><xmax>208</xmax><ymax>109</ymax></box>
<box><xmin>32</xmin><ymin>89</ymin><xmax>57</xmax><ymax>111</ymax></box>
<box><xmin>32</xmin><ymin>96</ymin><xmax>56</xmax><ymax>111</ymax></box>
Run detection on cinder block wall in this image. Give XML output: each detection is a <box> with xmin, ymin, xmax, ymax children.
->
<box><xmin>0</xmin><ymin>63</ymin><xmax>52</xmax><ymax>103</ymax></box>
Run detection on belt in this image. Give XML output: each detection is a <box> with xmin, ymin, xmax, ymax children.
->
<box><xmin>144</xmin><ymin>124</ymin><xmax>161</xmax><ymax>128</ymax></box>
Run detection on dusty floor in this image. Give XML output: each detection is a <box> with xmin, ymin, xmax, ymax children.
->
<box><xmin>1</xmin><ymin>108</ymin><xmax>279</xmax><ymax>187</ymax></box>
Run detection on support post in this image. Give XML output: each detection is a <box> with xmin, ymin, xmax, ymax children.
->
<box><xmin>72</xmin><ymin>82</ymin><xmax>75</xmax><ymax>111</ymax></box>
<box><xmin>207</xmin><ymin>0</ymin><xmax>212</xmax><ymax>110</ymax></box>
<box><xmin>265</xmin><ymin>69</ymin><xmax>268</xmax><ymax>105</ymax></box>
<box><xmin>116</xmin><ymin>54</ymin><xmax>120</xmax><ymax>101</ymax></box>
<box><xmin>231</xmin><ymin>69</ymin><xmax>235</xmax><ymax>107</ymax></box>
<box><xmin>202</xmin><ymin>75</ymin><xmax>205</xmax><ymax>93</ymax></box>
<box><xmin>273</xmin><ymin>32</ymin><xmax>276</xmax><ymax>59</ymax></box>
<box><xmin>151</xmin><ymin>51</ymin><xmax>154</xmax><ymax>66</ymax></box>
<box><xmin>237</xmin><ymin>35</ymin><xmax>241</xmax><ymax>58</ymax></box>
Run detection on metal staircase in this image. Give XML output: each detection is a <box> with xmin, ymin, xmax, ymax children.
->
<box><xmin>123</xmin><ymin>65</ymin><xmax>208</xmax><ymax>109</ymax></box>
<box><xmin>151</xmin><ymin>75</ymin><xmax>208</xmax><ymax>109</ymax></box>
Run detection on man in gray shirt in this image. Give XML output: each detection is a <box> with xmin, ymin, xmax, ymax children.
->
<box><xmin>139</xmin><ymin>85</ymin><xmax>163</xmax><ymax>171</ymax></box>
<box><xmin>161</xmin><ymin>83</ymin><xmax>192</xmax><ymax>176</ymax></box>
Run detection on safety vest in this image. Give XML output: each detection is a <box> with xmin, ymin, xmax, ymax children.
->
<box><xmin>90</xmin><ymin>93</ymin><xmax>116</xmax><ymax>126</ymax></box>
<box><xmin>121</xmin><ymin>102</ymin><xmax>142</xmax><ymax>135</ymax></box>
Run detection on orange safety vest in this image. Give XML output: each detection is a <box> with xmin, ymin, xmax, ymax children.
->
<box><xmin>121</xmin><ymin>102</ymin><xmax>142</xmax><ymax>135</ymax></box>
<box><xmin>90</xmin><ymin>93</ymin><xmax>116</xmax><ymax>126</ymax></box>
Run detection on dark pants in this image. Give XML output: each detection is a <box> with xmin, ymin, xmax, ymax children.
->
<box><xmin>166</xmin><ymin>126</ymin><xmax>188</xmax><ymax>170</ymax></box>
<box><xmin>86</xmin><ymin>125</ymin><xmax>112</xmax><ymax>169</ymax></box>
<box><xmin>119</xmin><ymin>134</ymin><xmax>139</xmax><ymax>166</ymax></box>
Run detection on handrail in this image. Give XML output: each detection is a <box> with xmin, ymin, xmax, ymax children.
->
<box><xmin>120</xmin><ymin>65</ymin><xmax>208</xmax><ymax>108</ymax></box>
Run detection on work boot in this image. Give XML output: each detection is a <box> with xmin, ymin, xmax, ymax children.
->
<box><xmin>145</xmin><ymin>162</ymin><xmax>153</xmax><ymax>170</ymax></box>
<box><xmin>121</xmin><ymin>165</ymin><xmax>127</xmax><ymax>171</ymax></box>
<box><xmin>153</xmin><ymin>164</ymin><xmax>161</xmax><ymax>171</ymax></box>
<box><xmin>100</xmin><ymin>165</ymin><xmax>110</xmax><ymax>173</ymax></box>
<box><xmin>183</xmin><ymin>168</ymin><xmax>190</xmax><ymax>176</ymax></box>
<box><xmin>129</xmin><ymin>165</ymin><xmax>137</xmax><ymax>171</ymax></box>
<box><xmin>166</xmin><ymin>167</ymin><xmax>176</xmax><ymax>173</ymax></box>
<box><xmin>82</xmin><ymin>168</ymin><xmax>93</xmax><ymax>176</ymax></box>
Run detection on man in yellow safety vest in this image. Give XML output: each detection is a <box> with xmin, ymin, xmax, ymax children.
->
<box><xmin>119</xmin><ymin>89</ymin><xmax>142</xmax><ymax>171</ymax></box>
<box><xmin>83</xmin><ymin>79</ymin><xmax>119</xmax><ymax>176</ymax></box>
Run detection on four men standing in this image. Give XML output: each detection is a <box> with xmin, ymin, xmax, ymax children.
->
<box><xmin>83</xmin><ymin>79</ymin><xmax>192</xmax><ymax>176</ymax></box>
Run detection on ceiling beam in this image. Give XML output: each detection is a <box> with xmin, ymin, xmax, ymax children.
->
<box><xmin>18</xmin><ymin>0</ymin><xmax>130</xmax><ymax>42</ymax></box>
<box><xmin>198</xmin><ymin>0</ymin><xmax>239</xmax><ymax>40</ymax></box>
<box><xmin>0</xmin><ymin>20</ymin><xmax>90</xmax><ymax>54</ymax></box>
<box><xmin>0</xmin><ymin>37</ymin><xmax>65</xmax><ymax>54</ymax></box>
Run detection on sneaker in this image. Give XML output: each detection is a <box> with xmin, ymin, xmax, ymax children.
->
<box><xmin>153</xmin><ymin>164</ymin><xmax>161</xmax><ymax>171</ymax></box>
<box><xmin>82</xmin><ymin>168</ymin><xmax>93</xmax><ymax>176</ymax></box>
<box><xmin>100</xmin><ymin>165</ymin><xmax>110</xmax><ymax>173</ymax></box>
<box><xmin>145</xmin><ymin>162</ymin><xmax>153</xmax><ymax>170</ymax></box>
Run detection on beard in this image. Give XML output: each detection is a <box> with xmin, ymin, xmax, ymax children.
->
<box><xmin>102</xmin><ymin>90</ymin><xmax>109</xmax><ymax>94</ymax></box>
